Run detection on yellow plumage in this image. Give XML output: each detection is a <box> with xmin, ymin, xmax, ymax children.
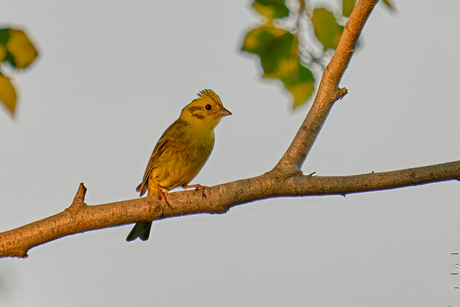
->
<box><xmin>126</xmin><ymin>89</ymin><xmax>231</xmax><ymax>241</ymax></box>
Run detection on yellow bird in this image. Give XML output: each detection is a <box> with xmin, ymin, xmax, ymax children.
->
<box><xmin>126</xmin><ymin>89</ymin><xmax>232</xmax><ymax>241</ymax></box>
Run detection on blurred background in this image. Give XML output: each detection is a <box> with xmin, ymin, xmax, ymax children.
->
<box><xmin>1</xmin><ymin>0</ymin><xmax>460</xmax><ymax>306</ymax></box>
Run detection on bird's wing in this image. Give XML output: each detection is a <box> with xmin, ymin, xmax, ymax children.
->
<box><xmin>136</xmin><ymin>119</ymin><xmax>184</xmax><ymax>196</ymax></box>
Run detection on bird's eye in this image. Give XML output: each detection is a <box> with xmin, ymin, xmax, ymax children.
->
<box><xmin>205</xmin><ymin>104</ymin><xmax>212</xmax><ymax>110</ymax></box>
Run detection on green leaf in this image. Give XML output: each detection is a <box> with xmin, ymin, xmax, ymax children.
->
<box><xmin>0</xmin><ymin>72</ymin><xmax>17</xmax><ymax>115</ymax></box>
<box><xmin>5</xmin><ymin>29</ymin><xmax>38</xmax><ymax>69</ymax></box>
<box><xmin>342</xmin><ymin>0</ymin><xmax>356</xmax><ymax>17</ymax></box>
<box><xmin>0</xmin><ymin>44</ymin><xmax>6</xmax><ymax>62</ymax></box>
<box><xmin>242</xmin><ymin>24</ymin><xmax>315</xmax><ymax>107</ymax></box>
<box><xmin>242</xmin><ymin>24</ymin><xmax>297</xmax><ymax>78</ymax></box>
<box><xmin>281</xmin><ymin>61</ymin><xmax>315</xmax><ymax>107</ymax></box>
<box><xmin>311</xmin><ymin>8</ymin><xmax>344</xmax><ymax>51</ymax></box>
<box><xmin>253</xmin><ymin>0</ymin><xmax>289</xmax><ymax>19</ymax></box>
<box><xmin>0</xmin><ymin>29</ymin><xmax>10</xmax><ymax>45</ymax></box>
<box><xmin>0</xmin><ymin>28</ymin><xmax>39</xmax><ymax>69</ymax></box>
<box><xmin>0</xmin><ymin>29</ymin><xmax>9</xmax><ymax>62</ymax></box>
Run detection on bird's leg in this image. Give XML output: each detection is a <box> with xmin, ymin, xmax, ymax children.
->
<box><xmin>183</xmin><ymin>184</ymin><xmax>208</xmax><ymax>198</ymax></box>
<box><xmin>156</xmin><ymin>183</ymin><xmax>173</xmax><ymax>210</ymax></box>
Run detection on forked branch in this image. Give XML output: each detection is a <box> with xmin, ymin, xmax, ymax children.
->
<box><xmin>275</xmin><ymin>0</ymin><xmax>378</xmax><ymax>172</ymax></box>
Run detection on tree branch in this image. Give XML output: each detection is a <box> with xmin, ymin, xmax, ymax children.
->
<box><xmin>275</xmin><ymin>0</ymin><xmax>378</xmax><ymax>173</ymax></box>
<box><xmin>2</xmin><ymin>160</ymin><xmax>459</xmax><ymax>258</ymax></box>
<box><xmin>2</xmin><ymin>0</ymin><xmax>457</xmax><ymax>259</ymax></box>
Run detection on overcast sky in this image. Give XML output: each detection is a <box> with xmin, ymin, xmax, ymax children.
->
<box><xmin>1</xmin><ymin>1</ymin><xmax>460</xmax><ymax>306</ymax></box>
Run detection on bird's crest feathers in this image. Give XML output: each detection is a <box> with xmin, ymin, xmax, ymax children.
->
<box><xmin>196</xmin><ymin>89</ymin><xmax>223</xmax><ymax>107</ymax></box>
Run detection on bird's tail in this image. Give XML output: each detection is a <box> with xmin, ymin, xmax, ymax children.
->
<box><xmin>126</xmin><ymin>221</ymin><xmax>152</xmax><ymax>242</ymax></box>
<box><xmin>136</xmin><ymin>182</ymin><xmax>148</xmax><ymax>197</ymax></box>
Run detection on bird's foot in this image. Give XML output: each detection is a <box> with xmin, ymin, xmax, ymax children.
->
<box><xmin>183</xmin><ymin>184</ymin><xmax>208</xmax><ymax>198</ymax></box>
<box><xmin>156</xmin><ymin>185</ymin><xmax>173</xmax><ymax>210</ymax></box>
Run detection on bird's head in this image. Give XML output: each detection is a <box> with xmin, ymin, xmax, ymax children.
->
<box><xmin>180</xmin><ymin>89</ymin><xmax>232</xmax><ymax>129</ymax></box>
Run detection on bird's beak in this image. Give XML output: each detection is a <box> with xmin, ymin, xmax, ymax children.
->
<box><xmin>218</xmin><ymin>107</ymin><xmax>232</xmax><ymax>117</ymax></box>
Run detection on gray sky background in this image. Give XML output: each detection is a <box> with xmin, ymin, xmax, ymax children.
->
<box><xmin>1</xmin><ymin>1</ymin><xmax>460</xmax><ymax>306</ymax></box>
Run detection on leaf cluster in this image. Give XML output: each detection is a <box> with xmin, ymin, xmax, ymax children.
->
<box><xmin>241</xmin><ymin>0</ymin><xmax>395</xmax><ymax>108</ymax></box>
<box><xmin>0</xmin><ymin>28</ymin><xmax>38</xmax><ymax>116</ymax></box>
